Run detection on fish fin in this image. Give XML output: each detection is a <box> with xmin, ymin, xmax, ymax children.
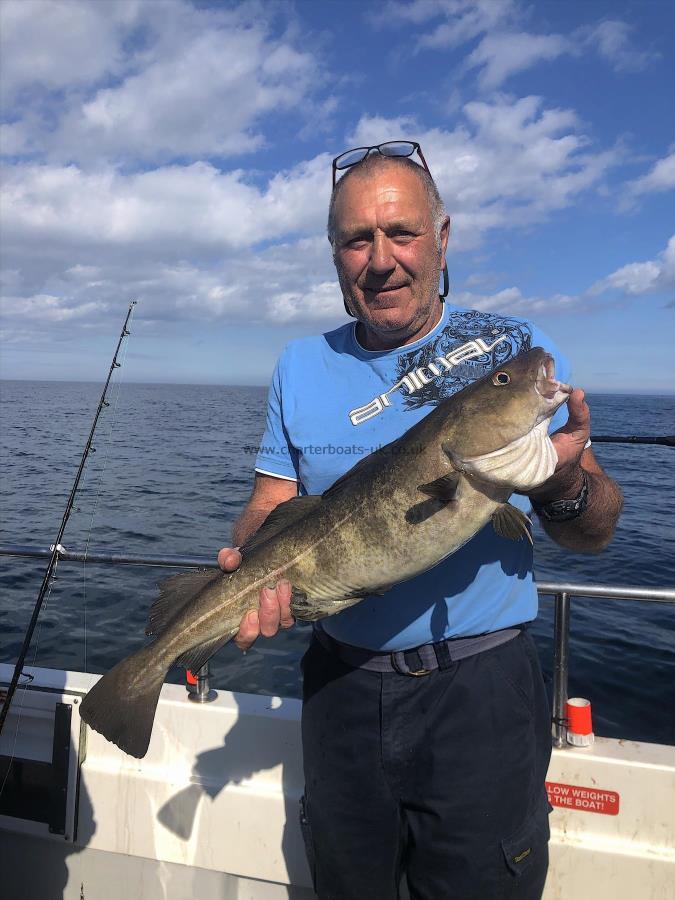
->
<box><xmin>417</xmin><ymin>471</ymin><xmax>461</xmax><ymax>500</ymax></box>
<box><xmin>175</xmin><ymin>630</ymin><xmax>238</xmax><ymax>672</ymax></box>
<box><xmin>79</xmin><ymin>645</ymin><xmax>167</xmax><ymax>759</ymax></box>
<box><xmin>492</xmin><ymin>503</ymin><xmax>533</xmax><ymax>545</ymax></box>
<box><xmin>147</xmin><ymin>569</ymin><xmax>221</xmax><ymax>636</ymax></box>
<box><xmin>290</xmin><ymin>590</ymin><xmax>362</xmax><ymax>622</ymax></box>
<box><xmin>240</xmin><ymin>495</ymin><xmax>322</xmax><ymax>556</ymax></box>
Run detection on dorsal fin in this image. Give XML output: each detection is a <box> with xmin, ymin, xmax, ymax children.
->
<box><xmin>417</xmin><ymin>471</ymin><xmax>461</xmax><ymax>501</ymax></box>
<box><xmin>240</xmin><ymin>495</ymin><xmax>322</xmax><ymax>556</ymax></box>
<box><xmin>147</xmin><ymin>569</ymin><xmax>222</xmax><ymax>636</ymax></box>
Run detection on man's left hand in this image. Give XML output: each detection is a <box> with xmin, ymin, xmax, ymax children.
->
<box><xmin>549</xmin><ymin>387</ymin><xmax>590</xmax><ymax>471</ymax></box>
<box><xmin>528</xmin><ymin>388</ymin><xmax>589</xmax><ymax>502</ymax></box>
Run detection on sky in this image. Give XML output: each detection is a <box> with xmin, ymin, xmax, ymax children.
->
<box><xmin>0</xmin><ymin>0</ymin><xmax>673</xmax><ymax>393</ymax></box>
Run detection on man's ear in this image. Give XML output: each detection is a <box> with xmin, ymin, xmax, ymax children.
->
<box><xmin>440</xmin><ymin>215</ymin><xmax>451</xmax><ymax>256</ymax></box>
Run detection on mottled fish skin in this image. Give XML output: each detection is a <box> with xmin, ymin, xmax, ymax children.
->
<box><xmin>79</xmin><ymin>347</ymin><xmax>570</xmax><ymax>757</ymax></box>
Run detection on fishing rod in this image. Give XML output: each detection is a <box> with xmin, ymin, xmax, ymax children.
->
<box><xmin>590</xmin><ymin>435</ymin><xmax>674</xmax><ymax>447</ymax></box>
<box><xmin>0</xmin><ymin>301</ymin><xmax>137</xmax><ymax>737</ymax></box>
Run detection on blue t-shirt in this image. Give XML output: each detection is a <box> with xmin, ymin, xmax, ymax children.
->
<box><xmin>255</xmin><ymin>302</ymin><xmax>571</xmax><ymax>651</ymax></box>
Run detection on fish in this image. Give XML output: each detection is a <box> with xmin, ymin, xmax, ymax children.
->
<box><xmin>79</xmin><ymin>347</ymin><xmax>570</xmax><ymax>758</ymax></box>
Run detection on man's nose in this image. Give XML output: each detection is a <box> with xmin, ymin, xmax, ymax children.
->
<box><xmin>369</xmin><ymin>233</ymin><xmax>395</xmax><ymax>274</ymax></box>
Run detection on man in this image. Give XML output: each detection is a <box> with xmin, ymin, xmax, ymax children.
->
<box><xmin>218</xmin><ymin>144</ymin><xmax>623</xmax><ymax>899</ymax></box>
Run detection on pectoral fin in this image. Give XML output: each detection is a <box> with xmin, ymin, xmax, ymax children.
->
<box><xmin>418</xmin><ymin>471</ymin><xmax>460</xmax><ymax>501</ymax></box>
<box><xmin>492</xmin><ymin>503</ymin><xmax>533</xmax><ymax>545</ymax></box>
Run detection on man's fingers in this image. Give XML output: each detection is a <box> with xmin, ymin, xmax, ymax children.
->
<box><xmin>232</xmin><ymin>578</ymin><xmax>296</xmax><ymax>651</ymax></box>
<box><xmin>277</xmin><ymin>579</ymin><xmax>295</xmax><ymax>628</ymax></box>
<box><xmin>218</xmin><ymin>547</ymin><xmax>242</xmax><ymax>571</ymax></box>
<box><xmin>233</xmin><ymin>609</ymin><xmax>259</xmax><ymax>651</ymax></box>
<box><xmin>259</xmin><ymin>586</ymin><xmax>281</xmax><ymax>637</ymax></box>
<box><xmin>565</xmin><ymin>388</ymin><xmax>589</xmax><ymax>428</ymax></box>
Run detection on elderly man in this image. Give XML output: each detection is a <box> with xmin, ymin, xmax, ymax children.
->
<box><xmin>219</xmin><ymin>143</ymin><xmax>623</xmax><ymax>900</ymax></box>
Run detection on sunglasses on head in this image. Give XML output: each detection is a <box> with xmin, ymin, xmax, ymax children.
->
<box><xmin>331</xmin><ymin>141</ymin><xmax>431</xmax><ymax>186</ymax></box>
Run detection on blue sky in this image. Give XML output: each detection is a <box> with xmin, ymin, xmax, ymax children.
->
<box><xmin>0</xmin><ymin>0</ymin><xmax>673</xmax><ymax>393</ymax></box>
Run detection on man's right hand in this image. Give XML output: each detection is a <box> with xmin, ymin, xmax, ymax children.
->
<box><xmin>217</xmin><ymin>547</ymin><xmax>295</xmax><ymax>652</ymax></box>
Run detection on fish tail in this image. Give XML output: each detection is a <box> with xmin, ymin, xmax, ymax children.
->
<box><xmin>80</xmin><ymin>644</ymin><xmax>169</xmax><ymax>759</ymax></box>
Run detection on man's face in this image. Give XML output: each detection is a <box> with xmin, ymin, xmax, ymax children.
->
<box><xmin>332</xmin><ymin>164</ymin><xmax>449</xmax><ymax>348</ymax></box>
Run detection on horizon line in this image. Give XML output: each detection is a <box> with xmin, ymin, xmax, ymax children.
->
<box><xmin>1</xmin><ymin>376</ymin><xmax>674</xmax><ymax>398</ymax></box>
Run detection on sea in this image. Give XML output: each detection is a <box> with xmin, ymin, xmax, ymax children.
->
<box><xmin>0</xmin><ymin>380</ymin><xmax>673</xmax><ymax>745</ymax></box>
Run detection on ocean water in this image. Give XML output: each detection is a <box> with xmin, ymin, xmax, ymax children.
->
<box><xmin>0</xmin><ymin>380</ymin><xmax>673</xmax><ymax>744</ymax></box>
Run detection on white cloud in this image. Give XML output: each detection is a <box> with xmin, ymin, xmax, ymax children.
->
<box><xmin>1</xmin><ymin>92</ymin><xmax>618</xmax><ymax>339</ymax></box>
<box><xmin>466</xmin><ymin>32</ymin><xmax>573</xmax><ymax>89</ymax></box>
<box><xmin>588</xmin><ymin>235</ymin><xmax>675</xmax><ymax>298</ymax></box>
<box><xmin>623</xmin><ymin>152</ymin><xmax>675</xmax><ymax>203</ymax></box>
<box><xmin>375</xmin><ymin>0</ymin><xmax>655</xmax><ymax>88</ymax></box>
<box><xmin>584</xmin><ymin>20</ymin><xmax>656</xmax><ymax>73</ymax></box>
<box><xmin>376</xmin><ymin>0</ymin><xmax>517</xmax><ymax>48</ymax></box>
<box><xmin>2</xmin><ymin>157</ymin><xmax>332</xmax><ymax>256</ymax></box>
<box><xmin>455</xmin><ymin>235</ymin><xmax>675</xmax><ymax>313</ymax></box>
<box><xmin>65</xmin><ymin>24</ymin><xmax>318</xmax><ymax>163</ymax></box>
<box><xmin>453</xmin><ymin>287</ymin><xmax>576</xmax><ymax>316</ymax></box>
<box><xmin>0</xmin><ymin>0</ymin><xmax>139</xmax><ymax>100</ymax></box>
<box><xmin>350</xmin><ymin>97</ymin><xmax>616</xmax><ymax>248</ymax></box>
<box><xmin>5</xmin><ymin>94</ymin><xmax>608</xmax><ymax>271</ymax></box>
<box><xmin>0</xmin><ymin>0</ymin><xmax>325</xmax><ymax>165</ymax></box>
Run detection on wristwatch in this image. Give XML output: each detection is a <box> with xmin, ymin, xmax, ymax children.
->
<box><xmin>531</xmin><ymin>471</ymin><xmax>589</xmax><ymax>522</ymax></box>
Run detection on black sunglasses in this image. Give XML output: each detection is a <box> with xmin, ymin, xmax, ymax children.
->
<box><xmin>332</xmin><ymin>141</ymin><xmax>431</xmax><ymax>186</ymax></box>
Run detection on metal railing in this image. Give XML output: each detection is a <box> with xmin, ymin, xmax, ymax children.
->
<box><xmin>1</xmin><ymin>543</ymin><xmax>674</xmax><ymax>743</ymax></box>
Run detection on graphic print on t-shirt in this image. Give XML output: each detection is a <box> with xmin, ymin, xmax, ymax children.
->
<box><xmin>348</xmin><ymin>311</ymin><xmax>533</xmax><ymax>426</ymax></box>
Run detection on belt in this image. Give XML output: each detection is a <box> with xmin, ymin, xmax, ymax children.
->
<box><xmin>313</xmin><ymin>624</ymin><xmax>523</xmax><ymax>676</ymax></box>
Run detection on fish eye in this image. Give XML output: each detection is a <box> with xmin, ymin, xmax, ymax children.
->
<box><xmin>492</xmin><ymin>371</ymin><xmax>510</xmax><ymax>385</ymax></box>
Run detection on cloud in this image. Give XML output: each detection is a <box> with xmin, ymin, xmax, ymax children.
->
<box><xmin>350</xmin><ymin>97</ymin><xmax>616</xmax><ymax>248</ymax></box>
<box><xmin>1</xmin><ymin>93</ymin><xmax>618</xmax><ymax>341</ymax></box>
<box><xmin>465</xmin><ymin>32</ymin><xmax>573</xmax><ymax>89</ymax></box>
<box><xmin>584</xmin><ymin>20</ymin><xmax>657</xmax><ymax>73</ymax></box>
<box><xmin>452</xmin><ymin>287</ymin><xmax>576</xmax><ymax>316</ymax></box>
<box><xmin>588</xmin><ymin>235</ymin><xmax>675</xmax><ymax>298</ymax></box>
<box><xmin>374</xmin><ymin>0</ymin><xmax>655</xmax><ymax>88</ymax></box>
<box><xmin>454</xmin><ymin>234</ymin><xmax>675</xmax><ymax>314</ymax></box>
<box><xmin>0</xmin><ymin>0</ymin><xmax>326</xmax><ymax>165</ymax></box>
<box><xmin>0</xmin><ymin>0</ymin><xmax>139</xmax><ymax>101</ymax></box>
<box><xmin>623</xmin><ymin>152</ymin><xmax>675</xmax><ymax>205</ymax></box>
<box><xmin>375</xmin><ymin>0</ymin><xmax>517</xmax><ymax>48</ymax></box>
<box><xmin>2</xmin><ymin>157</ymin><xmax>332</xmax><ymax>258</ymax></box>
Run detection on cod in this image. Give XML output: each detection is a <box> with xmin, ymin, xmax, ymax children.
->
<box><xmin>80</xmin><ymin>347</ymin><xmax>570</xmax><ymax>758</ymax></box>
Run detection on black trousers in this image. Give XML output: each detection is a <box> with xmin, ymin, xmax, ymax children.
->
<box><xmin>300</xmin><ymin>629</ymin><xmax>552</xmax><ymax>900</ymax></box>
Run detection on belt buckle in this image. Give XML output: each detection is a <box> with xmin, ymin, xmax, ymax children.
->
<box><xmin>390</xmin><ymin>651</ymin><xmax>432</xmax><ymax>677</ymax></box>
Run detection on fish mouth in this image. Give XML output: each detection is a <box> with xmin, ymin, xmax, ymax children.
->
<box><xmin>535</xmin><ymin>354</ymin><xmax>571</xmax><ymax>408</ymax></box>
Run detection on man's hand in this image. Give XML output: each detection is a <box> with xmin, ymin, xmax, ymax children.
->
<box><xmin>549</xmin><ymin>387</ymin><xmax>590</xmax><ymax>471</ymax></box>
<box><xmin>529</xmin><ymin>388</ymin><xmax>589</xmax><ymax>503</ymax></box>
<box><xmin>217</xmin><ymin>547</ymin><xmax>295</xmax><ymax>651</ymax></box>
<box><xmin>527</xmin><ymin>388</ymin><xmax>623</xmax><ymax>552</ymax></box>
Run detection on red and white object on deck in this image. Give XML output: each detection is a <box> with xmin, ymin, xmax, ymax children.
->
<box><xmin>566</xmin><ymin>697</ymin><xmax>595</xmax><ymax>747</ymax></box>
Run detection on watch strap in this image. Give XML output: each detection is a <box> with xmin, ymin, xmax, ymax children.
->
<box><xmin>532</xmin><ymin>470</ymin><xmax>589</xmax><ymax>522</ymax></box>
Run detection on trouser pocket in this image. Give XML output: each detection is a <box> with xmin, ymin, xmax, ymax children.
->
<box><xmin>499</xmin><ymin>793</ymin><xmax>551</xmax><ymax>898</ymax></box>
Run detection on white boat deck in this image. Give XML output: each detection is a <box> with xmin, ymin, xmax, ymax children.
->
<box><xmin>1</xmin><ymin>664</ymin><xmax>674</xmax><ymax>899</ymax></box>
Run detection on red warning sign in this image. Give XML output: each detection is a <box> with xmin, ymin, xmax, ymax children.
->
<box><xmin>546</xmin><ymin>781</ymin><xmax>620</xmax><ymax>815</ymax></box>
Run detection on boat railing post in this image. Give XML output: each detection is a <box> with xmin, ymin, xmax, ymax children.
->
<box><xmin>188</xmin><ymin>662</ymin><xmax>217</xmax><ymax>704</ymax></box>
<box><xmin>552</xmin><ymin>590</ymin><xmax>570</xmax><ymax>748</ymax></box>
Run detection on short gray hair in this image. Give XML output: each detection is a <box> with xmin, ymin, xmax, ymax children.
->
<box><xmin>327</xmin><ymin>154</ymin><xmax>447</xmax><ymax>252</ymax></box>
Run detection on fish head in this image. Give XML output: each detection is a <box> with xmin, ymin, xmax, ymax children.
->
<box><xmin>443</xmin><ymin>347</ymin><xmax>572</xmax><ymax>491</ymax></box>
